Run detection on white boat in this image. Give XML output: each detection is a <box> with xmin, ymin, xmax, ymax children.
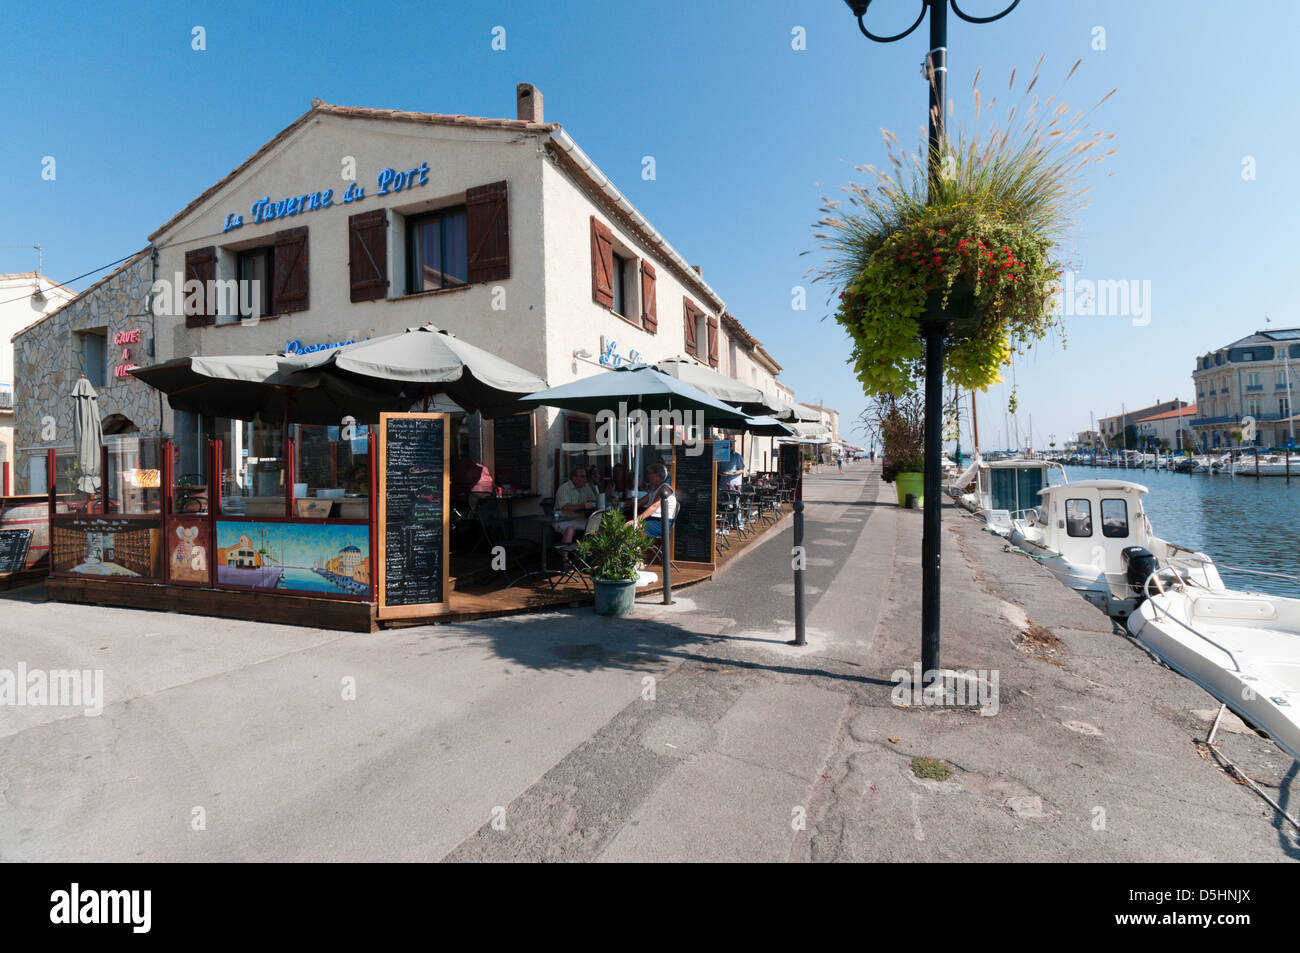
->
<box><xmin>1129</xmin><ymin>585</ymin><xmax>1300</xmax><ymax>762</ymax></box>
<box><xmin>951</xmin><ymin>456</ymin><xmax>1066</xmax><ymax>536</ymax></box>
<box><xmin>1230</xmin><ymin>453</ymin><xmax>1300</xmax><ymax>477</ymax></box>
<box><xmin>1009</xmin><ymin>479</ymin><xmax>1222</xmax><ymax>619</ymax></box>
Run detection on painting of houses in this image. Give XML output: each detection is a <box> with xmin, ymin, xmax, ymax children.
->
<box><xmin>214</xmin><ymin>521</ymin><xmax>369</xmax><ymax>596</ymax></box>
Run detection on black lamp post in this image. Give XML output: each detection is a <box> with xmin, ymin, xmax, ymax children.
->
<box><xmin>843</xmin><ymin>0</ymin><xmax>1019</xmax><ymax>683</ymax></box>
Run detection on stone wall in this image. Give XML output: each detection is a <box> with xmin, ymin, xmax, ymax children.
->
<box><xmin>12</xmin><ymin>251</ymin><xmax>158</xmax><ymax>493</ymax></box>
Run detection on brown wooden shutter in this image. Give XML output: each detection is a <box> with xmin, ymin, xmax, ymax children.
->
<box><xmin>590</xmin><ymin>217</ymin><xmax>614</xmax><ymax>308</ymax></box>
<box><xmin>707</xmin><ymin>315</ymin><xmax>719</xmax><ymax>368</ymax></box>
<box><xmin>640</xmin><ymin>260</ymin><xmax>657</xmax><ymax>332</ymax></box>
<box><xmin>183</xmin><ymin>246</ymin><xmax>216</xmax><ymax>327</ymax></box>
<box><xmin>683</xmin><ymin>299</ymin><xmax>697</xmax><ymax>357</ymax></box>
<box><xmin>271</xmin><ymin>227</ymin><xmax>309</xmax><ymax>316</ymax></box>
<box><xmin>349</xmin><ymin>209</ymin><xmax>388</xmax><ymax>302</ymax></box>
<box><xmin>466</xmin><ymin>180</ymin><xmax>510</xmax><ymax>283</ymax></box>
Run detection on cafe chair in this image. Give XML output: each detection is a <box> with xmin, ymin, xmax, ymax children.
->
<box><xmin>474</xmin><ymin>501</ymin><xmax>545</xmax><ymax>590</ymax></box>
<box><xmin>644</xmin><ymin>510</ymin><xmax>681</xmax><ymax>575</ymax></box>
<box><xmin>548</xmin><ymin>507</ymin><xmax>602</xmax><ymax>593</ymax></box>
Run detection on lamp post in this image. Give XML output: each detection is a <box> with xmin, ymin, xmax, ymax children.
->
<box><xmin>843</xmin><ymin>0</ymin><xmax>1019</xmax><ymax>683</ymax></box>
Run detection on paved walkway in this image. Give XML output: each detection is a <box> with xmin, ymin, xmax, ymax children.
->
<box><xmin>2</xmin><ymin>461</ymin><xmax>1297</xmax><ymax>861</ymax></box>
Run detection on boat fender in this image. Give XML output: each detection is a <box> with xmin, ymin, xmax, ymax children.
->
<box><xmin>1121</xmin><ymin>545</ymin><xmax>1159</xmax><ymax>600</ymax></box>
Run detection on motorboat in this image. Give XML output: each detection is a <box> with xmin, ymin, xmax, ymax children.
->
<box><xmin>1129</xmin><ymin>584</ymin><xmax>1300</xmax><ymax>762</ymax></box>
<box><xmin>1009</xmin><ymin>479</ymin><xmax>1222</xmax><ymax>619</ymax></box>
<box><xmin>951</xmin><ymin>456</ymin><xmax>1066</xmax><ymax>536</ymax></box>
<box><xmin>1230</xmin><ymin>452</ymin><xmax>1300</xmax><ymax>477</ymax></box>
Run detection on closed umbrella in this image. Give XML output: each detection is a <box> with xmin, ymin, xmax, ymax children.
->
<box><xmin>71</xmin><ymin>375</ymin><xmax>102</xmax><ymax>496</ymax></box>
<box><xmin>518</xmin><ymin>364</ymin><xmax>747</xmax><ymax>524</ymax></box>
<box><xmin>654</xmin><ymin>358</ymin><xmax>779</xmax><ymax>416</ymax></box>
<box><xmin>281</xmin><ymin>324</ymin><xmax>547</xmax><ymax>418</ymax></box>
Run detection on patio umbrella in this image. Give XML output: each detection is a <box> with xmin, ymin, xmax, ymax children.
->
<box><xmin>281</xmin><ymin>324</ymin><xmax>547</xmax><ymax>418</ymax></box>
<box><xmin>131</xmin><ymin>354</ymin><xmax>399</xmax><ymax>424</ymax></box>
<box><xmin>784</xmin><ymin>421</ymin><xmax>832</xmax><ymax>439</ymax></box>
<box><xmin>725</xmin><ymin>415</ymin><xmax>797</xmax><ymax>438</ymax></box>
<box><xmin>770</xmin><ymin>396</ymin><xmax>822</xmax><ymax>423</ymax></box>
<box><xmin>518</xmin><ymin>364</ymin><xmax>748</xmax><ymax>524</ymax></box>
<box><xmin>71</xmin><ymin>375</ymin><xmax>102</xmax><ymax>495</ymax></box>
<box><xmin>654</xmin><ymin>358</ymin><xmax>779</xmax><ymax>415</ymax></box>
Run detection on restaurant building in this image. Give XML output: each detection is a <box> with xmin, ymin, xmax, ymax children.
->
<box><xmin>7</xmin><ymin>84</ymin><xmax>805</xmax><ymax>622</ymax></box>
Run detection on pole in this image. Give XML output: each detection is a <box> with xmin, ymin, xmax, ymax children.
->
<box><xmin>660</xmin><ymin>481</ymin><xmax>674</xmax><ymax>605</ymax></box>
<box><xmin>971</xmin><ymin>389</ymin><xmax>980</xmax><ymax>454</ymax></box>
<box><xmin>790</xmin><ymin>466</ymin><xmax>806</xmax><ymax>646</ymax></box>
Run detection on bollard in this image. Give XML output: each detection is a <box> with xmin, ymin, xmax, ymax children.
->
<box><xmin>655</xmin><ymin>478</ymin><xmax>676</xmax><ymax>605</ymax></box>
<box><xmin>790</xmin><ymin>499</ymin><xmax>806</xmax><ymax>646</ymax></box>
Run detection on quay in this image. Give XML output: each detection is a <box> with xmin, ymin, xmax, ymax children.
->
<box><xmin>1</xmin><ymin>461</ymin><xmax>1295</xmax><ymax>861</ymax></box>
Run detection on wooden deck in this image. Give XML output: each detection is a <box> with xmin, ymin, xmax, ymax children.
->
<box><xmin>35</xmin><ymin>503</ymin><xmax>793</xmax><ymax>632</ymax></box>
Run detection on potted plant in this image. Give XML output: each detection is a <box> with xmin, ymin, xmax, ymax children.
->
<box><xmin>577</xmin><ymin>508</ymin><xmax>652</xmax><ymax>617</ymax></box>
<box><xmin>813</xmin><ymin>63</ymin><xmax>1115</xmax><ymax>417</ymax></box>
<box><xmin>865</xmin><ymin>392</ymin><xmax>926</xmax><ymax>506</ymax></box>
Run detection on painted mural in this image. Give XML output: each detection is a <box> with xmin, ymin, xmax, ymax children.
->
<box><xmin>168</xmin><ymin>518</ymin><xmax>210</xmax><ymax>585</ymax></box>
<box><xmin>51</xmin><ymin>516</ymin><xmax>163</xmax><ymax>579</ymax></box>
<box><xmin>214</xmin><ymin>521</ymin><xmax>370</xmax><ymax>597</ymax></box>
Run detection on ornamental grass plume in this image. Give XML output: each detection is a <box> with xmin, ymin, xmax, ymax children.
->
<box><xmin>812</xmin><ymin>57</ymin><xmax>1117</xmax><ymax>398</ymax></box>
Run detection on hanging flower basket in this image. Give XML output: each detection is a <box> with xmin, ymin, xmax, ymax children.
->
<box><xmin>813</xmin><ymin>62</ymin><xmax>1116</xmax><ymax>399</ymax></box>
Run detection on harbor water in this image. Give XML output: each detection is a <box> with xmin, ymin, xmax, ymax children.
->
<box><xmin>1064</xmin><ymin>464</ymin><xmax>1300</xmax><ymax>598</ymax></box>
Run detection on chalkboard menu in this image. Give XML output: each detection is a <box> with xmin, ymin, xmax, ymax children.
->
<box><xmin>493</xmin><ymin>413</ymin><xmax>533</xmax><ymax>491</ymax></box>
<box><xmin>0</xmin><ymin>529</ymin><xmax>32</xmax><ymax>574</ymax></box>
<box><xmin>779</xmin><ymin>444</ymin><xmax>801</xmax><ymax>480</ymax></box>
<box><xmin>378</xmin><ymin>413</ymin><xmax>450</xmax><ymax>619</ymax></box>
<box><xmin>672</xmin><ymin>442</ymin><xmax>717</xmax><ymax>566</ymax></box>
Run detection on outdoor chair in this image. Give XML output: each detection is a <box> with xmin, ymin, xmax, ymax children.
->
<box><xmin>549</xmin><ymin>507</ymin><xmax>602</xmax><ymax>593</ymax></box>
<box><xmin>474</xmin><ymin>501</ymin><xmax>545</xmax><ymax>590</ymax></box>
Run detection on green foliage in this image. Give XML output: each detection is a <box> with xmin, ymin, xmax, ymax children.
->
<box><xmin>577</xmin><ymin>508</ymin><xmax>652</xmax><ymax>582</ymax></box>
<box><xmin>813</xmin><ymin>62</ymin><xmax>1116</xmax><ymax>398</ymax></box>
<box><xmin>863</xmin><ymin>392</ymin><xmax>925</xmax><ymax>482</ymax></box>
<box><xmin>911</xmin><ymin>757</ymin><xmax>953</xmax><ymax>782</ymax></box>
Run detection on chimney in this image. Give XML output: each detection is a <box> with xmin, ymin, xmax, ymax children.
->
<box><xmin>517</xmin><ymin>83</ymin><xmax>543</xmax><ymax>123</ymax></box>
<box><xmin>692</xmin><ymin>265</ymin><xmax>702</xmax><ymax>277</ymax></box>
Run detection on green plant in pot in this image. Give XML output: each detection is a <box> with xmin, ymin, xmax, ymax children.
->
<box><xmin>864</xmin><ymin>392</ymin><xmax>928</xmax><ymax>506</ymax></box>
<box><xmin>813</xmin><ymin>61</ymin><xmax>1115</xmax><ymax>417</ymax></box>
<box><xmin>577</xmin><ymin>507</ymin><xmax>652</xmax><ymax>617</ymax></box>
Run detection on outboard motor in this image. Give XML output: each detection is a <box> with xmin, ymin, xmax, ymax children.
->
<box><xmin>1121</xmin><ymin>546</ymin><xmax>1159</xmax><ymax>600</ymax></box>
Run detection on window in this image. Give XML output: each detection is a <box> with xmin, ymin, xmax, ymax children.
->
<box><xmin>1248</xmin><ymin>398</ymin><xmax>1262</xmax><ymax>417</ymax></box>
<box><xmin>1280</xmin><ymin>397</ymin><xmax>1290</xmax><ymax>418</ymax></box>
<box><xmin>78</xmin><ymin>330</ymin><xmax>107</xmax><ymax>387</ymax></box>
<box><xmin>407</xmin><ymin>208</ymin><xmax>468</xmax><ymax>293</ymax></box>
<box><xmin>611</xmin><ymin>253</ymin><xmax>629</xmax><ymax>318</ymax></box>
<box><xmin>1065</xmin><ymin>499</ymin><xmax>1092</xmax><ymax>537</ymax></box>
<box><xmin>729</xmin><ymin>341</ymin><xmax>740</xmax><ymax>380</ymax></box>
<box><xmin>236</xmin><ymin>247</ymin><xmax>274</xmax><ymax>323</ymax></box>
<box><xmin>1100</xmin><ymin>498</ymin><xmax>1128</xmax><ymax>538</ymax></box>
<box><xmin>1248</xmin><ymin>372</ymin><xmax>1260</xmax><ymax>388</ymax></box>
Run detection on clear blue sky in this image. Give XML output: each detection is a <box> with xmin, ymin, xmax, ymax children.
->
<box><xmin>2</xmin><ymin>1</ymin><xmax>1293</xmax><ymax>448</ymax></box>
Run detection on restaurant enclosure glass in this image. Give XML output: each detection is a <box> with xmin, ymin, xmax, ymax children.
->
<box><xmin>45</xmin><ymin>419</ymin><xmax>379</xmax><ymax>602</ymax></box>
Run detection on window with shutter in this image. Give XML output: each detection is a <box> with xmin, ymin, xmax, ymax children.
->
<box><xmin>590</xmin><ymin>217</ymin><xmax>614</xmax><ymax>308</ymax></box>
<box><xmin>183</xmin><ymin>246</ymin><xmax>217</xmax><ymax>328</ymax></box>
<box><xmin>349</xmin><ymin>209</ymin><xmax>388</xmax><ymax>302</ymax></box>
<box><xmin>466</xmin><ymin>180</ymin><xmax>510</xmax><ymax>283</ymax></box>
<box><xmin>272</xmin><ymin>227</ymin><xmax>309</xmax><ymax>315</ymax></box>
<box><xmin>707</xmin><ymin>315</ymin><xmax>719</xmax><ymax>368</ymax></box>
<box><xmin>683</xmin><ymin>299</ymin><xmax>698</xmax><ymax>357</ymax></box>
<box><xmin>640</xmin><ymin>260</ymin><xmax>657</xmax><ymax>333</ymax></box>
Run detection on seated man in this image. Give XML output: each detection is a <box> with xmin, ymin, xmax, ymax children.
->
<box><xmin>555</xmin><ymin>465</ymin><xmax>599</xmax><ymax>543</ymax></box>
<box><xmin>630</xmin><ymin>463</ymin><xmax>677</xmax><ymax>540</ymax></box>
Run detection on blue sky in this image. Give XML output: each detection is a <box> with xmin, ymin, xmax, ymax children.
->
<box><xmin>2</xmin><ymin>1</ymin><xmax>1294</xmax><ymax>449</ymax></box>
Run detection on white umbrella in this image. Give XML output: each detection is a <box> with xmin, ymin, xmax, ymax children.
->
<box><xmin>71</xmin><ymin>375</ymin><xmax>102</xmax><ymax>495</ymax></box>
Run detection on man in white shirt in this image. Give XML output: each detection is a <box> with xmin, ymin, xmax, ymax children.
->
<box><xmin>554</xmin><ymin>466</ymin><xmax>599</xmax><ymax>543</ymax></box>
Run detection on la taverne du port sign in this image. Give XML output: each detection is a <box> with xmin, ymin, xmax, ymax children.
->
<box><xmin>221</xmin><ymin>161</ymin><xmax>430</xmax><ymax>233</ymax></box>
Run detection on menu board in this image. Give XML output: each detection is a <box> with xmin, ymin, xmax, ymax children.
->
<box><xmin>779</xmin><ymin>444</ymin><xmax>801</xmax><ymax>480</ymax></box>
<box><xmin>672</xmin><ymin>442</ymin><xmax>717</xmax><ymax>566</ymax></box>
<box><xmin>0</xmin><ymin>529</ymin><xmax>31</xmax><ymax>574</ymax></box>
<box><xmin>493</xmin><ymin>413</ymin><xmax>533</xmax><ymax>491</ymax></box>
<box><xmin>378</xmin><ymin>413</ymin><xmax>450</xmax><ymax>619</ymax></box>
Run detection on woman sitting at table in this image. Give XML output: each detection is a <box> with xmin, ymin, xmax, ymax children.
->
<box><xmin>605</xmin><ymin>462</ymin><xmax>633</xmax><ymax>499</ymax></box>
<box><xmin>629</xmin><ymin>463</ymin><xmax>677</xmax><ymax>540</ymax></box>
<box><xmin>555</xmin><ymin>465</ymin><xmax>599</xmax><ymax>543</ymax></box>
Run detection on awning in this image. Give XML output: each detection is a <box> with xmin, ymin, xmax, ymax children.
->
<box><xmin>654</xmin><ymin>358</ymin><xmax>779</xmax><ymax>415</ymax></box>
